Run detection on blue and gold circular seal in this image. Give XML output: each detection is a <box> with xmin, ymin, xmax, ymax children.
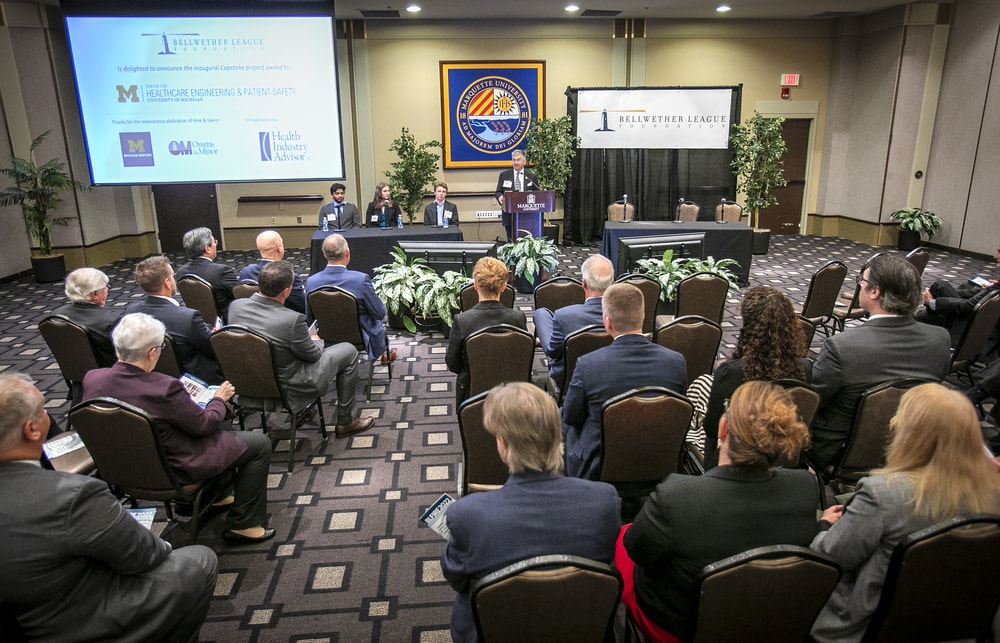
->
<box><xmin>456</xmin><ymin>76</ymin><xmax>531</xmax><ymax>154</ymax></box>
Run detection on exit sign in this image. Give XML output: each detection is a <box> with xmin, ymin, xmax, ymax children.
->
<box><xmin>781</xmin><ymin>73</ymin><xmax>800</xmax><ymax>87</ymax></box>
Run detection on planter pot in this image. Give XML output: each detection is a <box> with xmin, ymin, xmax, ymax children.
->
<box><xmin>897</xmin><ymin>229</ymin><xmax>920</xmax><ymax>252</ymax></box>
<box><xmin>413</xmin><ymin>314</ymin><xmax>442</xmax><ymax>333</ymax></box>
<box><xmin>542</xmin><ymin>225</ymin><xmax>559</xmax><ymax>245</ymax></box>
<box><xmin>387</xmin><ymin>308</ymin><xmax>408</xmax><ymax>331</ymax></box>
<box><xmin>751</xmin><ymin>229</ymin><xmax>771</xmax><ymax>255</ymax></box>
<box><xmin>31</xmin><ymin>254</ymin><xmax>66</xmax><ymax>283</ymax></box>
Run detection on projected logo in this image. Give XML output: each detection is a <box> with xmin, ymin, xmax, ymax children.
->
<box><xmin>259</xmin><ymin>130</ymin><xmax>309</xmax><ymax>162</ymax></box>
<box><xmin>457</xmin><ymin>77</ymin><xmax>531</xmax><ymax>154</ymax></box>
<box><xmin>119</xmin><ymin>132</ymin><xmax>154</xmax><ymax>167</ymax></box>
<box><xmin>169</xmin><ymin>140</ymin><xmax>219</xmax><ymax>157</ymax></box>
<box><xmin>117</xmin><ymin>85</ymin><xmax>140</xmax><ymax>103</ymax></box>
<box><xmin>141</xmin><ymin>32</ymin><xmax>198</xmax><ymax>55</ymax></box>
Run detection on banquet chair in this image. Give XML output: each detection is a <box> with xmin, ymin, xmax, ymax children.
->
<box><xmin>796</xmin><ymin>260</ymin><xmax>849</xmax><ymax>338</ymax></box>
<box><xmin>675</xmin><ymin>199</ymin><xmax>700</xmax><ymax>222</ymax></box>
<box><xmin>608</xmin><ymin>200</ymin><xmax>635</xmax><ymax>223</ymax></box>
<box><xmin>615</xmin><ymin>273</ymin><xmax>661</xmax><ymax>334</ymax></box>
<box><xmin>464</xmin><ymin>324</ymin><xmax>534</xmax><ymax>401</ymax></box>
<box><xmin>176</xmin><ymin>274</ymin><xmax>219</xmax><ymax>327</ymax></box>
<box><xmin>548</xmin><ymin>324</ymin><xmax>612</xmax><ymax>403</ymax></box>
<box><xmin>38</xmin><ymin>314</ymin><xmax>102</xmax><ymax>407</ymax></box>
<box><xmin>653</xmin><ymin>316</ymin><xmax>723</xmax><ymax>387</ymax></box>
<box><xmin>460</xmin><ymin>282</ymin><xmax>514</xmax><ymax>312</ymax></box>
<box><xmin>715</xmin><ymin>199</ymin><xmax>743</xmax><ymax>223</ymax></box>
<box><xmin>457</xmin><ymin>391</ymin><xmax>507</xmax><ymax>495</ymax></box>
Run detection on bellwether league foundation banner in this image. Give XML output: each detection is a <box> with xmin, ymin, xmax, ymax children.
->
<box><xmin>576</xmin><ymin>88</ymin><xmax>733</xmax><ymax>149</ymax></box>
<box><xmin>440</xmin><ymin>61</ymin><xmax>544</xmax><ymax>168</ymax></box>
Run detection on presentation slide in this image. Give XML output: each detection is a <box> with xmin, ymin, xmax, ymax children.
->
<box><xmin>64</xmin><ymin>15</ymin><xmax>344</xmax><ymax>185</ymax></box>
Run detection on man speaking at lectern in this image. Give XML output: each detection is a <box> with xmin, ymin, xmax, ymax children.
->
<box><xmin>494</xmin><ymin>149</ymin><xmax>538</xmax><ymax>241</ymax></box>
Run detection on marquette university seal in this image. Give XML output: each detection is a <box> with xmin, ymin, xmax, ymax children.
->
<box><xmin>456</xmin><ymin>76</ymin><xmax>531</xmax><ymax>153</ymax></box>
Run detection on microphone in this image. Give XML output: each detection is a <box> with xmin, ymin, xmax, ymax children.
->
<box><xmin>623</xmin><ymin>194</ymin><xmax>628</xmax><ymax>208</ymax></box>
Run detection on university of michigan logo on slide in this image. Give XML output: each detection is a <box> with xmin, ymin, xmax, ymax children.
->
<box><xmin>456</xmin><ymin>77</ymin><xmax>531</xmax><ymax>154</ymax></box>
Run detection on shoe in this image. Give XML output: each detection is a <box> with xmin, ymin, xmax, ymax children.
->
<box><xmin>965</xmin><ymin>385</ymin><xmax>988</xmax><ymax>405</ymax></box>
<box><xmin>380</xmin><ymin>348</ymin><xmax>398</xmax><ymax>365</ymax></box>
<box><xmin>223</xmin><ymin>527</ymin><xmax>276</xmax><ymax>544</ymax></box>
<box><xmin>293</xmin><ymin>405</ymin><xmax>318</xmax><ymax>427</ymax></box>
<box><xmin>335</xmin><ymin>416</ymin><xmax>374</xmax><ymax>438</ymax></box>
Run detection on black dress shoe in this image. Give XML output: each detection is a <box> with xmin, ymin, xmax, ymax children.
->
<box><xmin>223</xmin><ymin>528</ymin><xmax>276</xmax><ymax>544</ymax></box>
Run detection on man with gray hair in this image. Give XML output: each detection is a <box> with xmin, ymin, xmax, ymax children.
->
<box><xmin>229</xmin><ymin>261</ymin><xmax>374</xmax><ymax>438</ymax></box>
<box><xmin>533</xmin><ymin>254</ymin><xmax>614</xmax><ymax>387</ymax></box>
<box><xmin>175</xmin><ymin>226</ymin><xmax>239</xmax><ymax>322</ymax></box>
<box><xmin>51</xmin><ymin>266</ymin><xmax>120</xmax><ymax>366</ymax></box>
<box><xmin>809</xmin><ymin>254</ymin><xmax>952</xmax><ymax>467</ymax></box>
<box><xmin>0</xmin><ymin>372</ymin><xmax>218</xmax><ymax>639</ymax></box>
<box><xmin>494</xmin><ymin>149</ymin><xmax>539</xmax><ymax>240</ymax></box>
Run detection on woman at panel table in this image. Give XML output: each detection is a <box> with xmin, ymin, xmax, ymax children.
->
<box><xmin>364</xmin><ymin>182</ymin><xmax>401</xmax><ymax>228</ymax></box>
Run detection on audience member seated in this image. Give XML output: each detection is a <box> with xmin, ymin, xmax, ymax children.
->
<box><xmin>364</xmin><ymin>182</ymin><xmax>401</xmax><ymax>228</ymax></box>
<box><xmin>228</xmin><ymin>261</ymin><xmax>374</xmax><ymax>439</ymax></box>
<box><xmin>915</xmin><ymin>240</ymin><xmax>1000</xmax><ymax>348</ymax></box>
<box><xmin>810</xmin><ymin>383</ymin><xmax>1000</xmax><ymax>642</ymax></box>
<box><xmin>619</xmin><ymin>381</ymin><xmax>832</xmax><ymax>642</ymax></box>
<box><xmin>318</xmin><ymin>182</ymin><xmax>362</xmax><ymax>230</ymax></box>
<box><xmin>82</xmin><ymin>313</ymin><xmax>275</xmax><ymax>544</ymax></box>
<box><xmin>306</xmin><ymin>233</ymin><xmax>397</xmax><ymax>364</ymax></box>
<box><xmin>809</xmin><ymin>254</ymin><xmax>950</xmax><ymax>468</ymax></box>
<box><xmin>697</xmin><ymin>286</ymin><xmax>811</xmax><ymax>468</ymax></box>
<box><xmin>562</xmin><ymin>282</ymin><xmax>687</xmax><ymax>480</ymax></box>
<box><xmin>126</xmin><ymin>255</ymin><xmax>224</xmax><ymax>384</ymax></box>
<box><xmin>0</xmin><ymin>373</ymin><xmax>219</xmax><ymax>639</ymax></box>
<box><xmin>534</xmin><ymin>254</ymin><xmax>614</xmax><ymax>385</ymax></box>
<box><xmin>239</xmin><ymin>230</ymin><xmax>306</xmax><ymax>314</ymax></box>
<box><xmin>440</xmin><ymin>382</ymin><xmax>621</xmax><ymax>643</ymax></box>
<box><xmin>445</xmin><ymin>257</ymin><xmax>527</xmax><ymax>405</ymax></box>
<box><xmin>175</xmin><ymin>226</ymin><xmax>239</xmax><ymax>322</ymax></box>
<box><xmin>51</xmin><ymin>266</ymin><xmax>120</xmax><ymax>367</ymax></box>
<box><xmin>422</xmin><ymin>181</ymin><xmax>459</xmax><ymax>226</ymax></box>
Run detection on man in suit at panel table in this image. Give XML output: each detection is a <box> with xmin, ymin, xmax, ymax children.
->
<box><xmin>126</xmin><ymin>255</ymin><xmax>224</xmax><ymax>385</ymax></box>
<box><xmin>175</xmin><ymin>226</ymin><xmax>239</xmax><ymax>323</ymax></box>
<box><xmin>562</xmin><ymin>282</ymin><xmax>688</xmax><ymax>480</ymax></box>
<box><xmin>808</xmin><ymin>254</ymin><xmax>951</xmax><ymax>468</ymax></box>
<box><xmin>239</xmin><ymin>230</ymin><xmax>306</xmax><ymax>314</ymax></box>
<box><xmin>494</xmin><ymin>149</ymin><xmax>539</xmax><ymax>241</ymax></box>
<box><xmin>0</xmin><ymin>373</ymin><xmax>218</xmax><ymax>641</ymax></box>
<box><xmin>228</xmin><ymin>260</ymin><xmax>374</xmax><ymax>438</ymax></box>
<box><xmin>305</xmin><ymin>233</ymin><xmax>398</xmax><ymax>365</ymax></box>
<box><xmin>441</xmin><ymin>382</ymin><xmax>621</xmax><ymax>643</ymax></box>
<box><xmin>534</xmin><ymin>254</ymin><xmax>614</xmax><ymax>388</ymax></box>
<box><xmin>317</xmin><ymin>182</ymin><xmax>362</xmax><ymax>230</ymax></box>
<box><xmin>422</xmin><ymin>181</ymin><xmax>459</xmax><ymax>227</ymax></box>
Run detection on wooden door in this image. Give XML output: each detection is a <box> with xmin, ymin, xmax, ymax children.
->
<box><xmin>758</xmin><ymin>118</ymin><xmax>810</xmax><ymax>234</ymax></box>
<box><xmin>152</xmin><ymin>184</ymin><xmax>220</xmax><ymax>253</ymax></box>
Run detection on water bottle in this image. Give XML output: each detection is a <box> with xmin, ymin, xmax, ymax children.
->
<box><xmin>397</xmin><ymin>212</ymin><xmax>404</xmax><ymax>229</ymax></box>
<box><xmin>443</xmin><ymin>210</ymin><xmax>449</xmax><ymax>228</ymax></box>
<box><xmin>321</xmin><ymin>214</ymin><xmax>328</xmax><ymax>232</ymax></box>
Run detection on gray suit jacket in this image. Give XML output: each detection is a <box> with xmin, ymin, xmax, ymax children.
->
<box><xmin>809</xmin><ymin>316</ymin><xmax>950</xmax><ymax>466</ymax></box>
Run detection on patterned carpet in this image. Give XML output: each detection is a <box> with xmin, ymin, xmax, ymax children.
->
<box><xmin>2</xmin><ymin>234</ymin><xmax>996</xmax><ymax>642</ymax></box>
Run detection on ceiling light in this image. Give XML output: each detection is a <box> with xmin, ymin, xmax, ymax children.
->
<box><xmin>406</xmin><ymin>4</ymin><xmax>421</xmax><ymax>12</ymax></box>
<box><xmin>565</xmin><ymin>4</ymin><xmax>580</xmax><ymax>12</ymax></box>
<box><xmin>716</xmin><ymin>4</ymin><xmax>732</xmax><ymax>12</ymax></box>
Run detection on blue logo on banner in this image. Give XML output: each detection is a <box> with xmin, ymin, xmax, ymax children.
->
<box><xmin>119</xmin><ymin>132</ymin><xmax>154</xmax><ymax>167</ymax></box>
<box><xmin>259</xmin><ymin>131</ymin><xmax>272</xmax><ymax>161</ymax></box>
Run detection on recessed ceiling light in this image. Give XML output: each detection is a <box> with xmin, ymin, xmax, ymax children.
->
<box><xmin>716</xmin><ymin>4</ymin><xmax>732</xmax><ymax>12</ymax></box>
<box><xmin>565</xmin><ymin>4</ymin><xmax>580</xmax><ymax>12</ymax></box>
<box><xmin>406</xmin><ymin>4</ymin><xmax>421</xmax><ymax>12</ymax></box>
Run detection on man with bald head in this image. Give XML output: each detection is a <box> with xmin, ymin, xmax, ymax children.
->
<box><xmin>240</xmin><ymin>230</ymin><xmax>306</xmax><ymax>313</ymax></box>
<box><xmin>306</xmin><ymin>233</ymin><xmax>397</xmax><ymax>364</ymax></box>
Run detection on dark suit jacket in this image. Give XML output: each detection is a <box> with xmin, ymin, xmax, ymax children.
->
<box><xmin>238</xmin><ymin>259</ymin><xmax>306</xmax><ymax>314</ymax></box>
<box><xmin>922</xmin><ymin>279</ymin><xmax>1000</xmax><ymax>346</ymax></box>
<box><xmin>51</xmin><ymin>301</ymin><xmax>121</xmax><ymax>367</ymax></box>
<box><xmin>537</xmin><ymin>297</ymin><xmax>605</xmax><ymax>384</ymax></box>
<box><xmin>364</xmin><ymin>201</ymin><xmax>402</xmax><ymax>228</ymax></box>
<box><xmin>0</xmin><ymin>462</ymin><xmax>206</xmax><ymax>641</ymax></box>
<box><xmin>318</xmin><ymin>201</ymin><xmax>361</xmax><ymax>230</ymax></box>
<box><xmin>494</xmin><ymin>168</ymin><xmax>539</xmax><ymax>205</ymax></box>
<box><xmin>422</xmin><ymin>200</ymin><xmax>459</xmax><ymax>226</ymax></box>
<box><xmin>441</xmin><ymin>470</ymin><xmax>621</xmax><ymax>643</ymax></box>
<box><xmin>444</xmin><ymin>301</ymin><xmax>527</xmax><ymax>403</ymax></box>
<box><xmin>562</xmin><ymin>334</ymin><xmax>687</xmax><ymax>479</ymax></box>
<box><xmin>809</xmin><ymin>315</ymin><xmax>951</xmax><ymax>466</ymax></box>
<box><xmin>124</xmin><ymin>296</ymin><xmax>223</xmax><ymax>384</ymax></box>
<box><xmin>624</xmin><ymin>466</ymin><xmax>822</xmax><ymax>640</ymax></box>
<box><xmin>306</xmin><ymin>264</ymin><xmax>388</xmax><ymax>358</ymax></box>
<box><xmin>176</xmin><ymin>257</ymin><xmax>239</xmax><ymax>322</ymax></box>
<box><xmin>82</xmin><ymin>362</ymin><xmax>245</xmax><ymax>484</ymax></box>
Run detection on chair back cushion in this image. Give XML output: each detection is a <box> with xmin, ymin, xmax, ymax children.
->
<box><xmin>951</xmin><ymin>291</ymin><xmax>1000</xmax><ymax>366</ymax></box>
<box><xmin>676</xmin><ymin>201</ymin><xmax>699</xmax><ymax>222</ymax></box>
<box><xmin>676</xmin><ymin>272</ymin><xmax>729</xmax><ymax>324</ymax></box>
<box><xmin>461</xmin><ymin>284</ymin><xmax>514</xmax><ymax>312</ymax></box>
<box><xmin>458</xmin><ymin>392</ymin><xmax>508</xmax><ymax>494</ymax></box>
<box><xmin>615</xmin><ymin>274</ymin><xmax>661</xmax><ymax>334</ymax></box>
<box><xmin>39</xmin><ymin>315</ymin><xmax>101</xmax><ymax>381</ymax></box>
<box><xmin>307</xmin><ymin>287</ymin><xmax>366</xmax><ymax>349</ymax></box>
<box><xmin>800</xmin><ymin>261</ymin><xmax>848</xmax><ymax>321</ymax></box>
<box><xmin>654</xmin><ymin>316</ymin><xmax>722</xmax><ymax>386</ymax></box>
<box><xmin>560</xmin><ymin>325</ymin><xmax>613</xmax><ymax>395</ymax></box>
<box><xmin>233</xmin><ymin>281</ymin><xmax>259</xmax><ymax>299</ymax></box>
<box><xmin>533</xmin><ymin>277</ymin><xmax>585</xmax><ymax>313</ymax></box>
<box><xmin>464</xmin><ymin>325</ymin><xmax>534</xmax><ymax>399</ymax></box>
<box><xmin>608</xmin><ymin>202</ymin><xmax>635</xmax><ymax>222</ymax></box>
<box><xmin>177</xmin><ymin>275</ymin><xmax>219</xmax><ymax>324</ymax></box>
<box><xmin>715</xmin><ymin>201</ymin><xmax>742</xmax><ymax>223</ymax></box>
<box><xmin>904</xmin><ymin>247</ymin><xmax>930</xmax><ymax>277</ymax></box>
<box><xmin>600</xmin><ymin>387</ymin><xmax>692</xmax><ymax>483</ymax></box>
<box><xmin>210</xmin><ymin>326</ymin><xmax>283</xmax><ymax>400</ymax></box>
<box><xmin>152</xmin><ymin>334</ymin><xmax>183</xmax><ymax>378</ymax></box>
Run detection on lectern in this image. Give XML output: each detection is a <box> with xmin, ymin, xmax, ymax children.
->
<box><xmin>502</xmin><ymin>190</ymin><xmax>554</xmax><ymax>239</ymax></box>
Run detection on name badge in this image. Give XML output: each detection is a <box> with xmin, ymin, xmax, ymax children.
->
<box><xmin>445</xmin><ymin>210</ymin><xmax>453</xmax><ymax>219</ymax></box>
<box><xmin>370</xmin><ymin>214</ymin><xmax>378</xmax><ymax>222</ymax></box>
<box><xmin>502</xmin><ymin>180</ymin><xmax>512</xmax><ymax>188</ymax></box>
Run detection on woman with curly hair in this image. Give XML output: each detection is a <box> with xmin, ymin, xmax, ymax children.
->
<box><xmin>700</xmin><ymin>286</ymin><xmax>810</xmax><ymax>468</ymax></box>
<box><xmin>617</xmin><ymin>381</ymin><xmax>829</xmax><ymax>642</ymax></box>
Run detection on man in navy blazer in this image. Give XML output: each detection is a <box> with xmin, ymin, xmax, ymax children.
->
<box><xmin>126</xmin><ymin>255</ymin><xmax>223</xmax><ymax>384</ymax></box>
<box><xmin>239</xmin><ymin>230</ymin><xmax>306</xmax><ymax>314</ymax></box>
<box><xmin>494</xmin><ymin>150</ymin><xmax>539</xmax><ymax>240</ymax></box>
<box><xmin>175</xmin><ymin>227</ymin><xmax>239</xmax><ymax>322</ymax></box>
<box><xmin>422</xmin><ymin>181</ymin><xmax>459</xmax><ymax>226</ymax></box>
<box><xmin>441</xmin><ymin>382</ymin><xmax>621</xmax><ymax>643</ymax></box>
<box><xmin>562</xmin><ymin>282</ymin><xmax>687</xmax><ymax>480</ymax></box>
<box><xmin>305</xmin><ymin>234</ymin><xmax>397</xmax><ymax>364</ymax></box>
<box><xmin>534</xmin><ymin>254</ymin><xmax>614</xmax><ymax>388</ymax></box>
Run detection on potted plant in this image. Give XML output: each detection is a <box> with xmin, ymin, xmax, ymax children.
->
<box><xmin>889</xmin><ymin>207</ymin><xmax>942</xmax><ymax>251</ymax></box>
<box><xmin>497</xmin><ymin>230</ymin><xmax>559</xmax><ymax>294</ymax></box>
<box><xmin>385</xmin><ymin>127</ymin><xmax>442</xmax><ymax>224</ymax></box>
<box><xmin>730</xmin><ymin>112</ymin><xmax>788</xmax><ymax>255</ymax></box>
<box><xmin>413</xmin><ymin>270</ymin><xmax>469</xmax><ymax>336</ymax></box>
<box><xmin>0</xmin><ymin>130</ymin><xmax>87</xmax><ymax>282</ymax></box>
<box><xmin>372</xmin><ymin>247</ymin><xmax>435</xmax><ymax>332</ymax></box>
<box><xmin>525</xmin><ymin>116</ymin><xmax>580</xmax><ymax>242</ymax></box>
<box><xmin>635</xmin><ymin>250</ymin><xmax>739</xmax><ymax>314</ymax></box>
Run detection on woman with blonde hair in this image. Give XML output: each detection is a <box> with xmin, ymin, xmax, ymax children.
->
<box><xmin>619</xmin><ymin>380</ymin><xmax>828</xmax><ymax>642</ymax></box>
<box><xmin>810</xmin><ymin>382</ymin><xmax>1000</xmax><ymax>642</ymax></box>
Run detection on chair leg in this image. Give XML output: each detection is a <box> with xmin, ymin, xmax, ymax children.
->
<box><xmin>365</xmin><ymin>359</ymin><xmax>376</xmax><ymax>402</ymax></box>
<box><xmin>316</xmin><ymin>399</ymin><xmax>327</xmax><ymax>440</ymax></box>
<box><xmin>287</xmin><ymin>415</ymin><xmax>296</xmax><ymax>473</ymax></box>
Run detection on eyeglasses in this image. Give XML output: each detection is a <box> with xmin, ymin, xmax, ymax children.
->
<box><xmin>856</xmin><ymin>274</ymin><xmax>878</xmax><ymax>289</ymax></box>
<box><xmin>150</xmin><ymin>340</ymin><xmax>167</xmax><ymax>352</ymax></box>
<box><xmin>723</xmin><ymin>398</ymin><xmax>730</xmax><ymax>414</ymax></box>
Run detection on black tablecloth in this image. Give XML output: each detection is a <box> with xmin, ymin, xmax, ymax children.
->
<box><xmin>600</xmin><ymin>221</ymin><xmax>752</xmax><ymax>285</ymax></box>
<box><xmin>310</xmin><ymin>226</ymin><xmax>465</xmax><ymax>276</ymax></box>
